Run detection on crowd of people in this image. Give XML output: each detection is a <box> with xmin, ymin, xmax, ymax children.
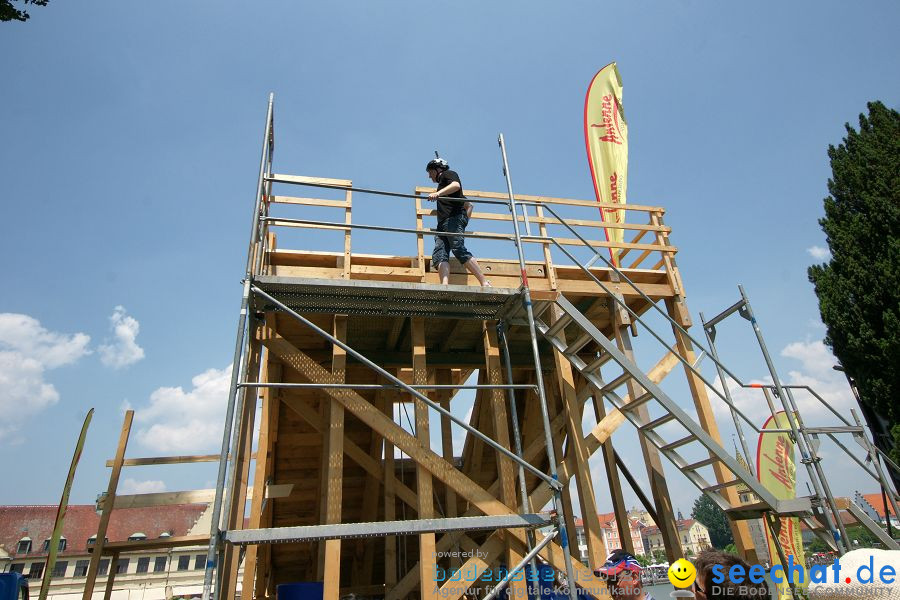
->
<box><xmin>594</xmin><ymin>548</ymin><xmax>770</xmax><ymax>599</ymax></box>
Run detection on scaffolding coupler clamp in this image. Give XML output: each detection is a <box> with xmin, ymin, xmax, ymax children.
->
<box><xmin>548</xmin><ymin>509</ymin><xmax>560</xmax><ymax>528</ymax></box>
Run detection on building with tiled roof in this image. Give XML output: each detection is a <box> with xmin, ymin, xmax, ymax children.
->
<box><xmin>854</xmin><ymin>491</ymin><xmax>899</xmax><ymax>527</ymax></box>
<box><xmin>0</xmin><ymin>504</ymin><xmax>219</xmax><ymax>600</ymax></box>
<box><xmin>643</xmin><ymin>518</ymin><xmax>711</xmax><ymax>558</ymax></box>
<box><xmin>573</xmin><ymin>512</ymin><xmax>645</xmax><ymax>565</ymax></box>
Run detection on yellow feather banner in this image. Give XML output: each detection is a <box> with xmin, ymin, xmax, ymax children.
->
<box><xmin>584</xmin><ymin>62</ymin><xmax>628</xmax><ymax>266</ymax></box>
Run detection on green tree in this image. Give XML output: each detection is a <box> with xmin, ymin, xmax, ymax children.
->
<box><xmin>808</xmin><ymin>101</ymin><xmax>900</xmax><ymax>472</ymax></box>
<box><xmin>691</xmin><ymin>494</ymin><xmax>735</xmax><ymax>549</ymax></box>
<box><xmin>845</xmin><ymin>525</ymin><xmax>883</xmax><ymax>549</ymax></box>
<box><xmin>806</xmin><ymin>537</ymin><xmax>830</xmax><ymax>553</ymax></box>
<box><xmin>1</xmin><ymin>0</ymin><xmax>48</xmax><ymax>22</ymax></box>
<box><xmin>723</xmin><ymin>543</ymin><xmax>738</xmax><ymax>556</ymax></box>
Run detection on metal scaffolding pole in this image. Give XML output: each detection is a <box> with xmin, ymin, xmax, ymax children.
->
<box><xmin>701</xmin><ymin>311</ymin><xmax>759</xmax><ymax>475</ymax></box>
<box><xmin>498</xmin><ymin>133</ymin><xmax>579</xmax><ymax>600</ymax></box>
<box><xmin>497</xmin><ymin>320</ymin><xmax>539</xmax><ymax>594</ymax></box>
<box><xmin>736</xmin><ymin>285</ymin><xmax>848</xmax><ymax>553</ymax></box>
<box><xmin>201</xmin><ymin>93</ymin><xmax>274</xmax><ymax>600</ymax></box>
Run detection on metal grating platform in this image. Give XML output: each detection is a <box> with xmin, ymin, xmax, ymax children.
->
<box><xmin>252</xmin><ymin>275</ymin><xmax>522</xmax><ymax>320</ymax></box>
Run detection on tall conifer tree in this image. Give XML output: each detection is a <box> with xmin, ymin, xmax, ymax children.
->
<box><xmin>808</xmin><ymin>101</ymin><xmax>900</xmax><ymax>480</ymax></box>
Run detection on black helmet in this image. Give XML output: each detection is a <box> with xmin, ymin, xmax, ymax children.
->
<box><xmin>426</xmin><ymin>157</ymin><xmax>449</xmax><ymax>172</ymax></box>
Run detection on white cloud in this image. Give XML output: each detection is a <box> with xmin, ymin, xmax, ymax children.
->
<box><xmin>98</xmin><ymin>306</ymin><xmax>145</xmax><ymax>369</ymax></box>
<box><xmin>807</xmin><ymin>245</ymin><xmax>831</xmax><ymax>260</ymax></box>
<box><xmin>120</xmin><ymin>478</ymin><xmax>167</xmax><ymax>495</ymax></box>
<box><xmin>0</xmin><ymin>314</ymin><xmax>91</xmax><ymax>442</ymax></box>
<box><xmin>134</xmin><ymin>365</ymin><xmax>232</xmax><ymax>453</ymax></box>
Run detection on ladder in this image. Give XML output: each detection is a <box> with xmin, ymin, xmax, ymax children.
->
<box><xmin>504</xmin><ymin>292</ymin><xmax>796</xmax><ymax>517</ymax></box>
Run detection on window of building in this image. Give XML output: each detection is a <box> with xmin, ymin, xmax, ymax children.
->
<box><xmin>177</xmin><ymin>555</ymin><xmax>190</xmax><ymax>571</ymax></box>
<box><xmin>74</xmin><ymin>560</ymin><xmax>89</xmax><ymax>577</ymax></box>
<box><xmin>16</xmin><ymin>538</ymin><xmax>32</xmax><ymax>554</ymax></box>
<box><xmin>194</xmin><ymin>555</ymin><xmax>205</xmax><ymax>570</ymax></box>
<box><xmin>154</xmin><ymin>557</ymin><xmax>167</xmax><ymax>573</ymax></box>
<box><xmin>128</xmin><ymin>532</ymin><xmax>147</xmax><ymax>542</ymax></box>
<box><xmin>115</xmin><ymin>559</ymin><xmax>130</xmax><ymax>574</ymax></box>
<box><xmin>98</xmin><ymin>559</ymin><xmax>109</xmax><ymax>576</ymax></box>
<box><xmin>52</xmin><ymin>561</ymin><xmax>68</xmax><ymax>577</ymax></box>
<box><xmin>28</xmin><ymin>563</ymin><xmax>44</xmax><ymax>579</ymax></box>
<box><xmin>10</xmin><ymin>563</ymin><xmax>25</xmax><ymax>574</ymax></box>
<box><xmin>40</xmin><ymin>538</ymin><xmax>67</xmax><ymax>553</ymax></box>
<box><xmin>137</xmin><ymin>557</ymin><xmax>150</xmax><ymax>573</ymax></box>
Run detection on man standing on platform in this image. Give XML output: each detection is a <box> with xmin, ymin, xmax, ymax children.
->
<box><xmin>425</xmin><ymin>156</ymin><xmax>491</xmax><ymax>287</ymax></box>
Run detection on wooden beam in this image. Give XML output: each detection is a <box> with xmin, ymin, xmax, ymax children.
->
<box><xmin>482</xmin><ymin>324</ymin><xmax>527</xmax><ymax>600</ymax></box>
<box><xmin>355</xmin><ymin>389</ymin><xmax>388</xmax><ymax>586</ymax></box>
<box><xmin>262</xmin><ymin>329</ymin><xmax>597</xmax><ymax>596</ymax></box>
<box><xmin>549</xmin><ymin>306</ymin><xmax>607</xmax><ymax>567</ymax></box>
<box><xmin>322</xmin><ymin>315</ymin><xmax>347</xmax><ymax>600</ymax></box>
<box><xmin>383</xmin><ymin>386</ymin><xmax>398</xmax><ymax>590</ymax></box>
<box><xmin>242</xmin><ymin>348</ymin><xmax>274</xmax><ymax>600</ymax></box>
<box><xmin>610</xmin><ymin>301</ymin><xmax>682</xmax><ymax>562</ymax></box>
<box><xmin>221</xmin><ymin>339</ymin><xmax>263</xmax><ymax>600</ymax></box>
<box><xmin>398</xmin><ymin>359</ymin><xmax>679</xmax><ymax>600</ymax></box>
<box><xmin>105</xmin><ymin>454</ymin><xmax>237</xmax><ymax>467</ymax></box>
<box><xmin>342</xmin><ymin>190</ymin><xmax>352</xmax><ymax>279</ymax></box>
<box><xmin>82</xmin><ymin>411</ymin><xmax>132</xmax><ymax>600</ymax></box>
<box><xmin>256</xmin><ymin>360</ymin><xmax>281</xmax><ymax>600</ymax></box>
<box><xmin>102</xmin><ymin>551</ymin><xmax>119</xmax><ymax>600</ymax></box>
<box><xmin>101</xmin><ymin>535</ymin><xmax>209</xmax><ymax>553</ymax></box>
<box><xmin>411</xmin><ymin>318</ymin><xmax>438</xmax><ymax>600</ymax></box>
<box><xmin>589</xmin><ymin>386</ymin><xmax>633</xmax><ymax>555</ymax></box>
<box><xmin>546</xmin><ymin>382</ymin><xmax>579</xmax><ymax>553</ymax></box>
<box><xmin>279</xmin><ymin>396</ymin><xmax>418</xmax><ymax>509</ymax></box>
<box><xmin>436</xmin><ymin>369</ymin><xmax>460</xmax><ymax>573</ymax></box>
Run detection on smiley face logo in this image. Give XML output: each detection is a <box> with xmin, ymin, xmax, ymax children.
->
<box><xmin>667</xmin><ymin>558</ymin><xmax>697</xmax><ymax>588</ymax></box>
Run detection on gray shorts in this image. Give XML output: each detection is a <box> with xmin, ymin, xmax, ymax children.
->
<box><xmin>432</xmin><ymin>213</ymin><xmax>473</xmax><ymax>266</ymax></box>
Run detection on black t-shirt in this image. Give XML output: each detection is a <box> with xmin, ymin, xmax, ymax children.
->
<box><xmin>435</xmin><ymin>169</ymin><xmax>466</xmax><ymax>221</ymax></box>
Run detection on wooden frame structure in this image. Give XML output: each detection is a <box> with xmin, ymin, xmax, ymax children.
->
<box><xmin>197</xmin><ymin>136</ymin><xmax>760</xmax><ymax>600</ymax></box>
<box><xmin>75</xmin><ymin>102</ymin><xmax>900</xmax><ymax>600</ymax></box>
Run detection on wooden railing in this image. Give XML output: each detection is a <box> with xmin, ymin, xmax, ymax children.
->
<box><xmin>260</xmin><ymin>174</ymin><xmax>682</xmax><ymax>294</ymax></box>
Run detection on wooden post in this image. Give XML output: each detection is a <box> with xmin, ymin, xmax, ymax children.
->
<box><xmin>242</xmin><ymin>348</ymin><xmax>274</xmax><ymax>600</ymax></box>
<box><xmin>255</xmin><ymin>359</ymin><xmax>281</xmax><ymax>600</ymax></box>
<box><xmin>546</xmin><ymin>384</ymin><xmax>579</xmax><ymax>553</ymax></box>
<box><xmin>665</xmin><ymin>298</ymin><xmax>758</xmax><ymax>563</ymax></box>
<box><xmin>323</xmin><ymin>315</ymin><xmax>348</xmax><ymax>600</ymax></box>
<box><xmin>82</xmin><ymin>411</ymin><xmax>133</xmax><ymax>600</ymax></box>
<box><xmin>411</xmin><ymin>318</ymin><xmax>437</xmax><ymax>600</ymax></box>
<box><xmin>482</xmin><ymin>324</ymin><xmax>527</xmax><ymax>600</ymax></box>
<box><xmin>222</xmin><ymin>339</ymin><xmax>263</xmax><ymax>600</ymax></box>
<box><xmin>436</xmin><ymin>368</ymin><xmax>460</xmax><ymax>573</ymax></box>
<box><xmin>535</xmin><ymin>204</ymin><xmax>558</xmax><ymax>290</ymax></box>
<box><xmin>101</xmin><ymin>552</ymin><xmax>119</xmax><ymax>600</ymax></box>
<box><xmin>342</xmin><ymin>189</ymin><xmax>352</xmax><ymax>279</ymax></box>
<box><xmin>548</xmin><ymin>307</ymin><xmax>607</xmax><ymax>566</ymax></box>
<box><xmin>610</xmin><ymin>301</ymin><xmax>683</xmax><ymax>562</ymax></box>
<box><xmin>588</xmin><ymin>390</ymin><xmax>634</xmax><ymax>555</ymax></box>
<box><xmin>355</xmin><ymin>387</ymin><xmax>388</xmax><ymax>586</ymax></box>
<box><xmin>415</xmin><ymin>193</ymin><xmax>427</xmax><ymax>281</ymax></box>
<box><xmin>383</xmin><ymin>384</ymin><xmax>398</xmax><ymax>590</ymax></box>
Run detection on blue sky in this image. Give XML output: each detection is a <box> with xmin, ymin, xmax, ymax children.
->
<box><xmin>1</xmin><ymin>0</ymin><xmax>899</xmax><ymax>524</ymax></box>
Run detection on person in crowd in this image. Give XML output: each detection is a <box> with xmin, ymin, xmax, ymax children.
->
<box><xmin>692</xmin><ymin>549</ymin><xmax>770</xmax><ymax>600</ymax></box>
<box><xmin>595</xmin><ymin>549</ymin><xmax>657</xmax><ymax>599</ymax></box>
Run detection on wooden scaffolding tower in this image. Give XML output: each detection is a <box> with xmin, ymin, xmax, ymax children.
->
<box><xmin>196</xmin><ymin>97</ymin><xmax>767</xmax><ymax>600</ymax></box>
<box><xmin>77</xmin><ymin>96</ymin><xmax>900</xmax><ymax>600</ymax></box>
